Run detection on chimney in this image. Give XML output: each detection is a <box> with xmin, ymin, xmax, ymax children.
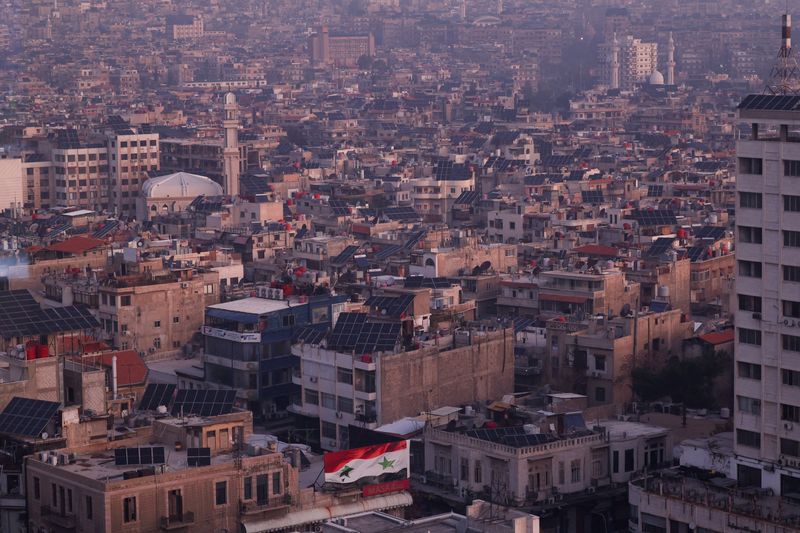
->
<box><xmin>111</xmin><ymin>355</ymin><xmax>118</xmax><ymax>399</ymax></box>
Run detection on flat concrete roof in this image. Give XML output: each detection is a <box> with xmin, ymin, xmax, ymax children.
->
<box><xmin>601</xmin><ymin>419</ymin><xmax>669</xmax><ymax>440</ymax></box>
<box><xmin>207</xmin><ymin>297</ymin><xmax>304</xmax><ymax>316</ymax></box>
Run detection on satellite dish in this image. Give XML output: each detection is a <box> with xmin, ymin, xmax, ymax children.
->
<box><xmin>41</xmin><ymin>432</ymin><xmax>48</xmax><ymax>440</ymax></box>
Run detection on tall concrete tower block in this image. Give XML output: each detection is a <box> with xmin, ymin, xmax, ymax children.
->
<box><xmin>610</xmin><ymin>33</ymin><xmax>621</xmax><ymax>90</ymax></box>
<box><xmin>223</xmin><ymin>92</ymin><xmax>240</xmax><ymax>198</ymax></box>
<box><xmin>666</xmin><ymin>32</ymin><xmax>676</xmax><ymax>85</ymax></box>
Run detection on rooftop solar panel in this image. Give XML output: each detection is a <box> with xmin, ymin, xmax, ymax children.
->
<box><xmin>404</xmin><ymin>230</ymin><xmax>426</xmax><ymax>250</ymax></box>
<box><xmin>295</xmin><ymin>326</ymin><xmax>327</xmax><ymax>345</ymax></box>
<box><xmin>138</xmin><ymin>383</ymin><xmax>176</xmax><ymax>411</ymax></box>
<box><xmin>645</xmin><ymin>237</ymin><xmax>676</xmax><ymax>258</ymax></box>
<box><xmin>331</xmin><ymin>245</ymin><xmax>361</xmax><ymax>266</ymax></box>
<box><xmin>647</xmin><ymin>185</ymin><xmax>664</xmax><ymax>197</ymax></box>
<box><xmin>0</xmin><ymin>290</ymin><xmax>100</xmax><ymax>339</ymax></box>
<box><xmin>187</xmin><ymin>447</ymin><xmax>211</xmax><ymax>467</ymax></box>
<box><xmin>686</xmin><ymin>246</ymin><xmax>708</xmax><ymax>262</ymax></box>
<box><xmin>327</xmin><ymin>312</ymin><xmax>401</xmax><ymax>354</ymax></box>
<box><xmin>627</xmin><ymin>209</ymin><xmax>678</xmax><ymax>227</ymax></box>
<box><xmin>694</xmin><ymin>226</ymin><xmax>726</xmax><ymax>241</ymax></box>
<box><xmin>581</xmin><ymin>190</ymin><xmax>604</xmax><ymax>204</ymax></box>
<box><xmin>365</xmin><ymin>294</ymin><xmax>414</xmax><ymax>318</ymax></box>
<box><xmin>454</xmin><ymin>190</ymin><xmax>480</xmax><ymax>206</ymax></box>
<box><xmin>114</xmin><ymin>446</ymin><xmax>166</xmax><ymax>466</ymax></box>
<box><xmin>171</xmin><ymin>389</ymin><xmax>236</xmax><ymax>417</ymax></box>
<box><xmin>383</xmin><ymin>207</ymin><xmax>421</xmax><ymax>222</ymax></box>
<box><xmin>403</xmin><ymin>277</ymin><xmax>453</xmax><ymax>289</ymax></box>
<box><xmin>0</xmin><ymin>397</ymin><xmax>60</xmax><ymax>437</ymax></box>
<box><xmin>375</xmin><ymin>244</ymin><xmax>403</xmax><ymax>261</ymax></box>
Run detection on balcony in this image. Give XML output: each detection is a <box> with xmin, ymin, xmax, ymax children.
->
<box><xmin>160</xmin><ymin>511</ymin><xmax>195</xmax><ymax>530</ymax></box>
<box><xmin>41</xmin><ymin>505</ymin><xmax>77</xmax><ymax>530</ymax></box>
<box><xmin>239</xmin><ymin>495</ymin><xmax>292</xmax><ymax>516</ymax></box>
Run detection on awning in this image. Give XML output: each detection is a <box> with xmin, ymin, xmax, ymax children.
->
<box><xmin>539</xmin><ymin>293</ymin><xmax>586</xmax><ymax>304</ymax></box>
<box><xmin>242</xmin><ymin>491</ymin><xmax>413</xmax><ymax>533</ymax></box>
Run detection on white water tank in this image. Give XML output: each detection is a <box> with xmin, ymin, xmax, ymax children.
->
<box><xmin>523</xmin><ymin>424</ymin><xmax>539</xmax><ymax>435</ymax></box>
<box><xmin>658</xmin><ymin>285</ymin><xmax>669</xmax><ymax>298</ymax></box>
<box><xmin>720</xmin><ymin>407</ymin><xmax>730</xmax><ymax>419</ymax></box>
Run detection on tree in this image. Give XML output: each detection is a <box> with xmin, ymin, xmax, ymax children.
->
<box><xmin>632</xmin><ymin>350</ymin><xmax>730</xmax><ymax>409</ymax></box>
<box><xmin>357</xmin><ymin>54</ymin><xmax>373</xmax><ymax>70</ymax></box>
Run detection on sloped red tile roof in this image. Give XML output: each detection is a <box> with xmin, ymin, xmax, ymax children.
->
<box><xmin>572</xmin><ymin>244</ymin><xmax>619</xmax><ymax>257</ymax></box>
<box><xmin>699</xmin><ymin>329</ymin><xmax>734</xmax><ymax>346</ymax></box>
<box><xmin>46</xmin><ymin>236</ymin><xmax>106</xmax><ymax>255</ymax></box>
<box><xmin>87</xmin><ymin>350</ymin><xmax>148</xmax><ymax>386</ymax></box>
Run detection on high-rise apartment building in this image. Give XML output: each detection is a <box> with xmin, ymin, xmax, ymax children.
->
<box><xmin>308</xmin><ymin>26</ymin><xmax>375</xmax><ymax>67</ymax></box>
<box><xmin>734</xmin><ymin>93</ymin><xmax>800</xmax><ymax>495</ymax></box>
<box><xmin>103</xmin><ymin>126</ymin><xmax>160</xmax><ymax>215</ymax></box>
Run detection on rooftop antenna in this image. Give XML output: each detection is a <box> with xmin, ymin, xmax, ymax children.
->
<box><xmin>767</xmin><ymin>9</ymin><xmax>800</xmax><ymax>94</ymax></box>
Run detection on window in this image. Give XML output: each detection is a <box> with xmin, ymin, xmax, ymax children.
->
<box><xmin>154</xmin><ymin>337</ymin><xmax>161</xmax><ymax>349</ymax></box>
<box><xmin>304</xmin><ymin>389</ymin><xmax>318</xmax><ymax>405</ymax></box>
<box><xmin>612</xmin><ymin>451</ymin><xmax>619</xmax><ymax>473</ymax></box>
<box><xmin>173</xmin><ymin>316</ymin><xmax>180</xmax><ymax>323</ymax></box>
<box><xmin>738</xmin><ymin>362</ymin><xmax>762</xmax><ymax>380</ymax></box>
<box><xmin>624</xmin><ymin>449</ymin><xmax>634</xmax><ymax>472</ymax></box>
<box><xmin>154</xmin><ymin>320</ymin><xmax>161</xmax><ymax>328</ymax></box>
<box><xmin>215</xmin><ymin>481</ymin><xmax>227</xmax><ymax>505</ymax></box>
<box><xmin>570</xmin><ymin>459</ymin><xmax>581</xmax><ymax>482</ymax></box>
<box><xmin>594</xmin><ymin>355</ymin><xmax>606</xmax><ymax>371</ymax></box>
<box><xmin>244</xmin><ymin>476</ymin><xmax>253</xmax><ymax>500</ymax></box>
<box><xmin>204</xmin><ymin>284</ymin><xmax>214</xmax><ymax>294</ymax></box>
<box><xmin>786</xmin><ymin>230</ymin><xmax>800</xmax><ymax>247</ymax></box>
<box><xmin>739</xmin><ymin>191</ymin><xmax>763</xmax><ymax>208</ymax></box>
<box><xmin>282</xmin><ymin>315</ymin><xmax>295</xmax><ymax>327</ymax></box>
<box><xmin>739</xmin><ymin>260</ymin><xmax>762</xmax><ymax>278</ymax></box>
<box><xmin>782</xmin><ymin>404</ymin><xmax>800</xmax><ymax>422</ymax></box>
<box><xmin>784</xmin><ymin>300</ymin><xmax>800</xmax><ymax>318</ymax></box>
<box><xmin>784</xmin><ymin>334</ymin><xmax>800</xmax><ymax>352</ymax></box>
<box><xmin>737</xmin><ymin>395</ymin><xmax>761</xmax><ymax>415</ymax></box>
<box><xmin>595</xmin><ymin>387</ymin><xmax>606</xmax><ymax>403</ymax></box>
<box><xmin>558</xmin><ymin>461</ymin><xmax>565</xmax><ymax>484</ymax></box>
<box><xmin>738</xmin><ymin>294</ymin><xmax>762</xmax><ymax>313</ymax></box>
<box><xmin>33</xmin><ymin>477</ymin><xmax>40</xmax><ymax>499</ymax></box>
<box><xmin>272</xmin><ymin>472</ymin><xmax>281</xmax><ymax>495</ymax></box>
<box><xmin>321</xmin><ymin>421</ymin><xmax>337</xmax><ymax>439</ymax></box>
<box><xmin>739</xmin><ymin>157</ymin><xmax>763</xmax><ymax>175</ymax></box>
<box><xmin>120</xmin><ymin>295</ymin><xmax>131</xmax><ymax>306</ymax></box>
<box><xmin>785</xmin><ymin>159</ymin><xmax>800</xmax><ymax>176</ymax></box>
<box><xmin>738</xmin><ymin>328</ymin><xmax>762</xmax><ymax>346</ymax></box>
<box><xmin>337</xmin><ymin>396</ymin><xmax>353</xmax><ymax>413</ymax></box>
<box><xmin>786</xmin><ymin>195</ymin><xmax>800</xmax><ymax>212</ymax></box>
<box><xmin>783</xmin><ymin>369</ymin><xmax>800</xmax><ymax>387</ymax></box>
<box><xmin>321</xmin><ymin>392</ymin><xmax>336</xmax><ymax>410</ymax></box>
<box><xmin>781</xmin><ymin>438</ymin><xmax>800</xmax><ymax>457</ymax></box>
<box><xmin>86</xmin><ymin>495</ymin><xmax>93</xmax><ymax>519</ymax></box>
<box><xmin>67</xmin><ymin>488</ymin><xmax>73</xmax><ymax>512</ymax></box>
<box><xmin>337</xmin><ymin>367</ymin><xmax>353</xmax><ymax>384</ymax></box>
<box><xmin>474</xmin><ymin>460</ymin><xmax>482</xmax><ymax>483</ymax></box>
<box><xmin>460</xmin><ymin>458</ymin><xmax>469</xmax><ymax>480</ymax></box>
<box><xmin>256</xmin><ymin>474</ymin><xmax>268</xmax><ymax>505</ymax></box>
<box><xmin>123</xmin><ymin>496</ymin><xmax>137</xmax><ymax>522</ymax></box>
<box><xmin>737</xmin><ymin>429</ymin><xmax>761</xmax><ymax>449</ymax></box>
<box><xmin>786</xmin><ymin>265</ymin><xmax>800</xmax><ymax>282</ymax></box>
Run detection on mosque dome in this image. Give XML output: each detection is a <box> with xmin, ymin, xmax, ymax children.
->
<box><xmin>649</xmin><ymin>70</ymin><xmax>665</xmax><ymax>85</ymax></box>
<box><xmin>142</xmin><ymin>172</ymin><xmax>223</xmax><ymax>198</ymax></box>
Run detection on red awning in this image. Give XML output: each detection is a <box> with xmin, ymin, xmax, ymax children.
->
<box><xmin>539</xmin><ymin>293</ymin><xmax>586</xmax><ymax>304</ymax></box>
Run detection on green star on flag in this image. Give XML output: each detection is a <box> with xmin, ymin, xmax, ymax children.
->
<box><xmin>378</xmin><ymin>456</ymin><xmax>395</xmax><ymax>470</ymax></box>
<box><xmin>338</xmin><ymin>464</ymin><xmax>354</xmax><ymax>479</ymax></box>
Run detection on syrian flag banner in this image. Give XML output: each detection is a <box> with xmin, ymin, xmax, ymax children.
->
<box><xmin>324</xmin><ymin>440</ymin><xmax>409</xmax><ymax>484</ymax></box>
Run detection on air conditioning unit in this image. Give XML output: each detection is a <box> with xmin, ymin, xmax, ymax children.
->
<box><xmin>587</xmin><ymin>486</ymin><xmax>596</xmax><ymax>494</ymax></box>
<box><xmin>256</xmin><ymin>286</ymin><xmax>270</xmax><ymax>298</ymax></box>
<box><xmin>335</xmin><ymin>412</ymin><xmax>343</xmax><ymax>419</ymax></box>
<box><xmin>309</xmin><ymin>376</ymin><xmax>317</xmax><ymax>383</ymax></box>
<box><xmin>752</xmin><ymin>312</ymin><xmax>762</xmax><ymax>320</ymax></box>
<box><xmin>180</xmin><ymin>282</ymin><xmax>188</xmax><ymax>289</ymax></box>
<box><xmin>784</xmin><ymin>318</ymin><xmax>795</xmax><ymax>327</ymax></box>
<box><xmin>328</xmin><ymin>440</ymin><xmax>337</xmax><ymax>448</ymax></box>
<box><xmin>547</xmin><ymin>498</ymin><xmax>556</xmax><ymax>505</ymax></box>
<box><xmin>785</xmin><ymin>422</ymin><xmax>794</xmax><ymax>431</ymax></box>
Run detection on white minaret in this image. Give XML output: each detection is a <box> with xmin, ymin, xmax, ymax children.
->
<box><xmin>610</xmin><ymin>32</ymin><xmax>621</xmax><ymax>90</ymax></box>
<box><xmin>666</xmin><ymin>32</ymin><xmax>676</xmax><ymax>85</ymax></box>
<box><xmin>223</xmin><ymin>92</ymin><xmax>240</xmax><ymax>197</ymax></box>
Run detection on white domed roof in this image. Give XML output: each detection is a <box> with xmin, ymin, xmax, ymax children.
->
<box><xmin>142</xmin><ymin>172</ymin><xmax>223</xmax><ymax>198</ymax></box>
<box><xmin>649</xmin><ymin>70</ymin><xmax>665</xmax><ymax>85</ymax></box>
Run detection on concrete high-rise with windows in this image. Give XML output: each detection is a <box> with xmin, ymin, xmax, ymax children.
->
<box><xmin>734</xmin><ymin>94</ymin><xmax>800</xmax><ymax>495</ymax></box>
